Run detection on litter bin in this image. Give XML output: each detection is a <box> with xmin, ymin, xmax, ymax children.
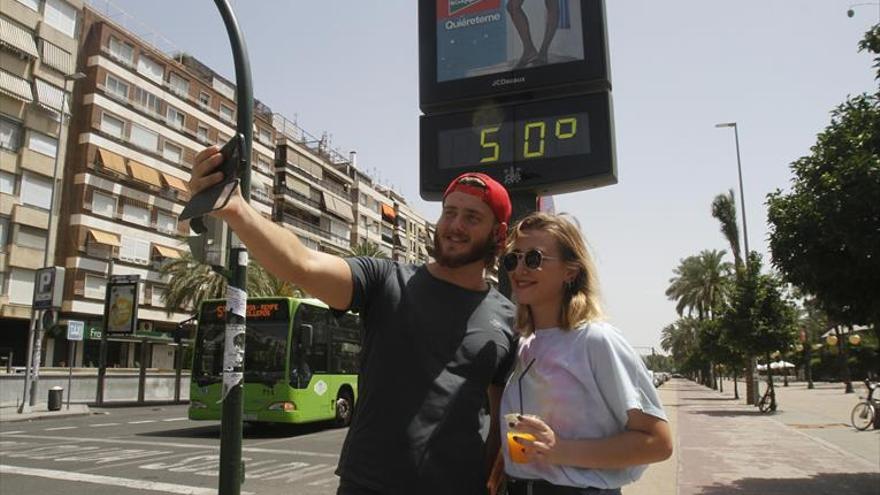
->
<box><xmin>48</xmin><ymin>386</ymin><xmax>63</xmax><ymax>411</ymax></box>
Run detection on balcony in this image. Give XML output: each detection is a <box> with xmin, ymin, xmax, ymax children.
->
<box><xmin>280</xmin><ymin>214</ymin><xmax>349</xmax><ymax>249</ymax></box>
<box><xmin>274</xmin><ymin>185</ymin><xmax>323</xmax><ymax>215</ymax></box>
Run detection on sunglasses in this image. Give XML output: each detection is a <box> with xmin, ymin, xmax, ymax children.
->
<box><xmin>502</xmin><ymin>250</ymin><xmax>558</xmax><ymax>271</ymax></box>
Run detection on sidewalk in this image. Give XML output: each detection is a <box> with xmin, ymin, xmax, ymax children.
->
<box><xmin>670</xmin><ymin>378</ymin><xmax>878</xmax><ymax>495</ymax></box>
<box><xmin>0</xmin><ymin>403</ymin><xmax>91</xmax><ymax>423</ymax></box>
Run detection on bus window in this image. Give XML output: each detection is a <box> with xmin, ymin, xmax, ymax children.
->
<box><xmin>291</xmin><ymin>303</ymin><xmax>331</xmax><ymax>382</ymax></box>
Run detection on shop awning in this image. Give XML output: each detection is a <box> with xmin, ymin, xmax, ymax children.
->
<box><xmin>39</xmin><ymin>39</ymin><xmax>74</xmax><ymax>75</ymax></box>
<box><xmin>381</xmin><ymin>203</ymin><xmax>396</xmax><ymax>221</ymax></box>
<box><xmin>87</xmin><ymin>228</ymin><xmax>121</xmax><ymax>247</ymax></box>
<box><xmin>128</xmin><ymin>160</ymin><xmax>162</xmax><ymax>187</ymax></box>
<box><xmin>153</xmin><ymin>244</ymin><xmax>181</xmax><ymax>259</ymax></box>
<box><xmin>322</xmin><ymin>192</ymin><xmax>354</xmax><ymax>223</ymax></box>
<box><xmin>0</xmin><ymin>17</ymin><xmax>39</xmax><ymax>58</ymax></box>
<box><xmin>0</xmin><ymin>68</ymin><xmax>33</xmax><ymax>103</ymax></box>
<box><xmin>161</xmin><ymin>172</ymin><xmax>188</xmax><ymax>193</ymax></box>
<box><xmin>97</xmin><ymin>148</ymin><xmax>128</xmax><ymax>176</ymax></box>
<box><xmin>34</xmin><ymin>78</ymin><xmax>67</xmax><ymax>114</ymax></box>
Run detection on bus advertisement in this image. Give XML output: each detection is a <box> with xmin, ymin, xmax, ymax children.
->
<box><xmin>188</xmin><ymin>297</ymin><xmax>361</xmax><ymax>427</ymax></box>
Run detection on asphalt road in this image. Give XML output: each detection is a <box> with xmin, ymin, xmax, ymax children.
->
<box><xmin>0</xmin><ymin>404</ymin><xmax>346</xmax><ymax>495</ymax></box>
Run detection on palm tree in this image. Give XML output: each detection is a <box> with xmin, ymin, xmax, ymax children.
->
<box><xmin>348</xmin><ymin>241</ymin><xmax>388</xmax><ymax>258</ymax></box>
<box><xmin>712</xmin><ymin>189</ymin><xmax>743</xmax><ymax>272</ymax></box>
<box><xmin>160</xmin><ymin>252</ymin><xmax>305</xmax><ymax>315</ymax></box>
<box><xmin>666</xmin><ymin>250</ymin><xmax>733</xmax><ymax>320</ymax></box>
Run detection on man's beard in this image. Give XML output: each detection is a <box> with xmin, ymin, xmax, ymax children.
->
<box><xmin>433</xmin><ymin>231</ymin><xmax>496</xmax><ymax>268</ymax></box>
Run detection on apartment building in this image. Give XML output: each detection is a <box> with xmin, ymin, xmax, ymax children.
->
<box><xmin>0</xmin><ymin>0</ymin><xmax>82</xmax><ymax>366</ymax></box>
<box><xmin>48</xmin><ymin>6</ymin><xmax>278</xmax><ymax>369</ymax></box>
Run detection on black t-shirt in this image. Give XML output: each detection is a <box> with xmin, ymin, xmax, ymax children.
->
<box><xmin>334</xmin><ymin>258</ymin><xmax>516</xmax><ymax>495</ymax></box>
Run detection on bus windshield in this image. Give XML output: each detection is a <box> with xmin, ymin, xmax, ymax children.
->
<box><xmin>192</xmin><ymin>299</ymin><xmax>292</xmax><ymax>387</ymax></box>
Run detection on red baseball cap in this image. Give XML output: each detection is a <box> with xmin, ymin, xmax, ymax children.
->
<box><xmin>443</xmin><ymin>172</ymin><xmax>512</xmax><ymax>246</ymax></box>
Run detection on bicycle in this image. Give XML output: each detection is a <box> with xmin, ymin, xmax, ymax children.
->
<box><xmin>850</xmin><ymin>379</ymin><xmax>879</xmax><ymax>431</ymax></box>
<box><xmin>757</xmin><ymin>383</ymin><xmax>777</xmax><ymax>413</ymax></box>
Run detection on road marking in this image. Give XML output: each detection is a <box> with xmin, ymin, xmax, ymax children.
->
<box><xmin>162</xmin><ymin>417</ymin><xmax>188</xmax><ymax>422</ymax></box>
<box><xmin>307</xmin><ymin>476</ymin><xmax>340</xmax><ymax>486</ymax></box>
<box><xmin>45</xmin><ymin>426</ymin><xmax>77</xmax><ymax>431</ymax></box>
<box><xmin>90</xmin><ymin>423</ymin><xmax>119</xmax><ymax>427</ymax></box>
<box><xmin>0</xmin><ymin>464</ymin><xmax>255</xmax><ymax>495</ymax></box>
<box><xmin>3</xmin><ymin>433</ymin><xmax>340</xmax><ymax>458</ymax></box>
<box><xmin>128</xmin><ymin>420</ymin><xmax>156</xmax><ymax>424</ymax></box>
<box><xmin>1</xmin><ymin>431</ymin><xmax>25</xmax><ymax>435</ymax></box>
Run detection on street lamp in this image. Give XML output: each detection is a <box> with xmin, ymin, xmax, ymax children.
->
<box><xmin>847</xmin><ymin>2</ymin><xmax>879</xmax><ymax>17</ymax></box>
<box><xmin>20</xmin><ymin>71</ymin><xmax>86</xmax><ymax>410</ymax></box>
<box><xmin>714</xmin><ymin>122</ymin><xmax>750</xmax><ymax>262</ymax></box>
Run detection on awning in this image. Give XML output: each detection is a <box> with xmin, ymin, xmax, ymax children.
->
<box><xmin>322</xmin><ymin>191</ymin><xmax>354</xmax><ymax>223</ymax></box>
<box><xmin>97</xmin><ymin>148</ymin><xmax>128</xmax><ymax>176</ymax></box>
<box><xmin>39</xmin><ymin>39</ymin><xmax>74</xmax><ymax>75</ymax></box>
<box><xmin>87</xmin><ymin>228</ymin><xmax>121</xmax><ymax>247</ymax></box>
<box><xmin>128</xmin><ymin>160</ymin><xmax>162</xmax><ymax>187</ymax></box>
<box><xmin>34</xmin><ymin>78</ymin><xmax>67</xmax><ymax>114</ymax></box>
<box><xmin>0</xmin><ymin>69</ymin><xmax>33</xmax><ymax>103</ymax></box>
<box><xmin>161</xmin><ymin>172</ymin><xmax>188</xmax><ymax>193</ymax></box>
<box><xmin>381</xmin><ymin>203</ymin><xmax>396</xmax><ymax>221</ymax></box>
<box><xmin>0</xmin><ymin>17</ymin><xmax>39</xmax><ymax>58</ymax></box>
<box><xmin>152</xmin><ymin>244</ymin><xmax>181</xmax><ymax>259</ymax></box>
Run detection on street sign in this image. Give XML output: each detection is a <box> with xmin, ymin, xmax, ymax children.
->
<box><xmin>103</xmin><ymin>275</ymin><xmax>140</xmax><ymax>334</ymax></box>
<box><xmin>32</xmin><ymin>267</ymin><xmax>65</xmax><ymax>310</ymax></box>
<box><xmin>67</xmin><ymin>320</ymin><xmax>85</xmax><ymax>341</ymax></box>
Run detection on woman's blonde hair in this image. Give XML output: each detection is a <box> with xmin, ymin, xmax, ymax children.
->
<box><xmin>506</xmin><ymin>212</ymin><xmax>603</xmax><ymax>335</ymax></box>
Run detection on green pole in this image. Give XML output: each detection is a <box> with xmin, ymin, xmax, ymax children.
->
<box><xmin>213</xmin><ymin>1</ymin><xmax>253</xmax><ymax>493</ymax></box>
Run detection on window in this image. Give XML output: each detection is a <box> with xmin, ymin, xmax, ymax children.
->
<box><xmin>166</xmin><ymin>106</ymin><xmax>184</xmax><ymax>129</ymax></box>
<box><xmin>20</xmin><ymin>173</ymin><xmax>52</xmax><ymax>210</ymax></box>
<box><xmin>258</xmin><ymin>127</ymin><xmax>272</xmax><ymax>145</ymax></box>
<box><xmin>15</xmin><ymin>225</ymin><xmax>47</xmax><ymax>250</ymax></box>
<box><xmin>168</xmin><ymin>72</ymin><xmax>189</xmax><ymax>97</ymax></box>
<box><xmin>121</xmin><ymin>202</ymin><xmax>149</xmax><ymax>224</ymax></box>
<box><xmin>0</xmin><ymin>171</ymin><xmax>14</xmax><ymax>195</ymax></box>
<box><xmin>84</xmin><ymin>274</ymin><xmax>106</xmax><ymax>299</ymax></box>
<box><xmin>92</xmin><ymin>190</ymin><xmax>116</xmax><ymax>218</ymax></box>
<box><xmin>156</xmin><ymin>211</ymin><xmax>176</xmax><ymax>234</ymax></box>
<box><xmin>44</xmin><ymin>0</ymin><xmax>77</xmax><ymax>38</ymax></box>
<box><xmin>133</xmin><ymin>86</ymin><xmax>161</xmax><ymax>115</ymax></box>
<box><xmin>120</xmin><ymin>235</ymin><xmax>150</xmax><ymax>264</ymax></box>
<box><xmin>151</xmin><ymin>285</ymin><xmax>165</xmax><ymax>307</ymax></box>
<box><xmin>1</xmin><ymin>116</ymin><xmax>23</xmax><ymax>151</ymax></box>
<box><xmin>136</xmin><ymin>56</ymin><xmax>164</xmax><ymax>84</ymax></box>
<box><xmin>108</xmin><ymin>36</ymin><xmax>133</xmax><ymax>65</ymax></box>
<box><xmin>100</xmin><ymin>112</ymin><xmax>125</xmax><ymax>139</ymax></box>
<box><xmin>255</xmin><ymin>154</ymin><xmax>272</xmax><ymax>175</ymax></box>
<box><xmin>105</xmin><ymin>74</ymin><xmax>128</xmax><ymax>100</ymax></box>
<box><xmin>163</xmin><ymin>142</ymin><xmax>182</xmax><ymax>164</ymax></box>
<box><xmin>15</xmin><ymin>0</ymin><xmax>40</xmax><ymax>11</ymax></box>
<box><xmin>196</xmin><ymin>125</ymin><xmax>209</xmax><ymax>143</ymax></box>
<box><xmin>219</xmin><ymin>104</ymin><xmax>234</xmax><ymax>122</ymax></box>
<box><xmin>27</xmin><ymin>132</ymin><xmax>58</xmax><ymax>158</ymax></box>
<box><xmin>0</xmin><ymin>216</ymin><xmax>9</xmax><ymax>250</ymax></box>
<box><xmin>198</xmin><ymin>92</ymin><xmax>210</xmax><ymax>108</ymax></box>
<box><xmin>129</xmin><ymin>123</ymin><xmax>158</xmax><ymax>151</ymax></box>
<box><xmin>8</xmin><ymin>268</ymin><xmax>35</xmax><ymax>305</ymax></box>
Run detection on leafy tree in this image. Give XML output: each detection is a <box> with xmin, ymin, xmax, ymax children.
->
<box><xmin>766</xmin><ymin>25</ymin><xmax>880</xmax><ymax>344</ymax></box>
<box><xmin>721</xmin><ymin>253</ymin><xmax>798</xmax><ymax>407</ymax></box>
<box><xmin>665</xmin><ymin>250</ymin><xmax>732</xmax><ymax>320</ymax></box>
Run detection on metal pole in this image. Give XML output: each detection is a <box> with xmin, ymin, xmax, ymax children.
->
<box><xmin>29</xmin><ymin>312</ymin><xmax>44</xmax><ymax>406</ymax></box>
<box><xmin>96</xmin><ymin>259</ymin><xmax>113</xmax><ymax>405</ymax></box>
<box><xmin>213</xmin><ymin>1</ymin><xmax>253</xmax><ymax>493</ymax></box>
<box><xmin>732</xmin><ymin>124</ymin><xmax>750</xmax><ymax>260</ymax></box>
<box><xmin>67</xmin><ymin>341</ymin><xmax>74</xmax><ymax>409</ymax></box>
<box><xmin>137</xmin><ymin>338</ymin><xmax>147</xmax><ymax>403</ymax></box>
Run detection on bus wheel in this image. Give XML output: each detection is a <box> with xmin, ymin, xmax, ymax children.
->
<box><xmin>335</xmin><ymin>389</ymin><xmax>354</xmax><ymax>427</ymax></box>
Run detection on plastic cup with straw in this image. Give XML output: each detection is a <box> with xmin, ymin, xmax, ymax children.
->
<box><xmin>506</xmin><ymin>358</ymin><xmax>537</xmax><ymax>463</ymax></box>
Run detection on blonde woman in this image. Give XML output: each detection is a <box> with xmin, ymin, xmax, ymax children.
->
<box><xmin>498</xmin><ymin>212</ymin><xmax>672</xmax><ymax>495</ymax></box>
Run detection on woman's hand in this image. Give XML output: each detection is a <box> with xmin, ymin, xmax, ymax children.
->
<box><xmin>510</xmin><ymin>415</ymin><xmax>558</xmax><ymax>464</ymax></box>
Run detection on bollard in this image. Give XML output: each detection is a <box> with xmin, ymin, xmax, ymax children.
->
<box><xmin>48</xmin><ymin>386</ymin><xmax>63</xmax><ymax>411</ymax></box>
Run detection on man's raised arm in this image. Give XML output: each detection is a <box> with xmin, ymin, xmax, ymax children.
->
<box><xmin>189</xmin><ymin>146</ymin><xmax>353</xmax><ymax>310</ymax></box>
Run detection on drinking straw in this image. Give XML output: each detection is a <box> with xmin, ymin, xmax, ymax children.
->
<box><xmin>518</xmin><ymin>358</ymin><xmax>536</xmax><ymax>415</ymax></box>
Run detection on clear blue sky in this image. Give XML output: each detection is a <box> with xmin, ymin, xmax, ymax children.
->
<box><xmin>99</xmin><ymin>0</ymin><xmax>878</xmax><ymax>351</ymax></box>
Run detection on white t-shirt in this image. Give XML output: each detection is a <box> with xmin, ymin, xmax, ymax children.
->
<box><xmin>500</xmin><ymin>321</ymin><xmax>667</xmax><ymax>489</ymax></box>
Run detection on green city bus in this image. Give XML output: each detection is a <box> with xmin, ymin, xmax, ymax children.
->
<box><xmin>188</xmin><ymin>297</ymin><xmax>361</xmax><ymax>426</ymax></box>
